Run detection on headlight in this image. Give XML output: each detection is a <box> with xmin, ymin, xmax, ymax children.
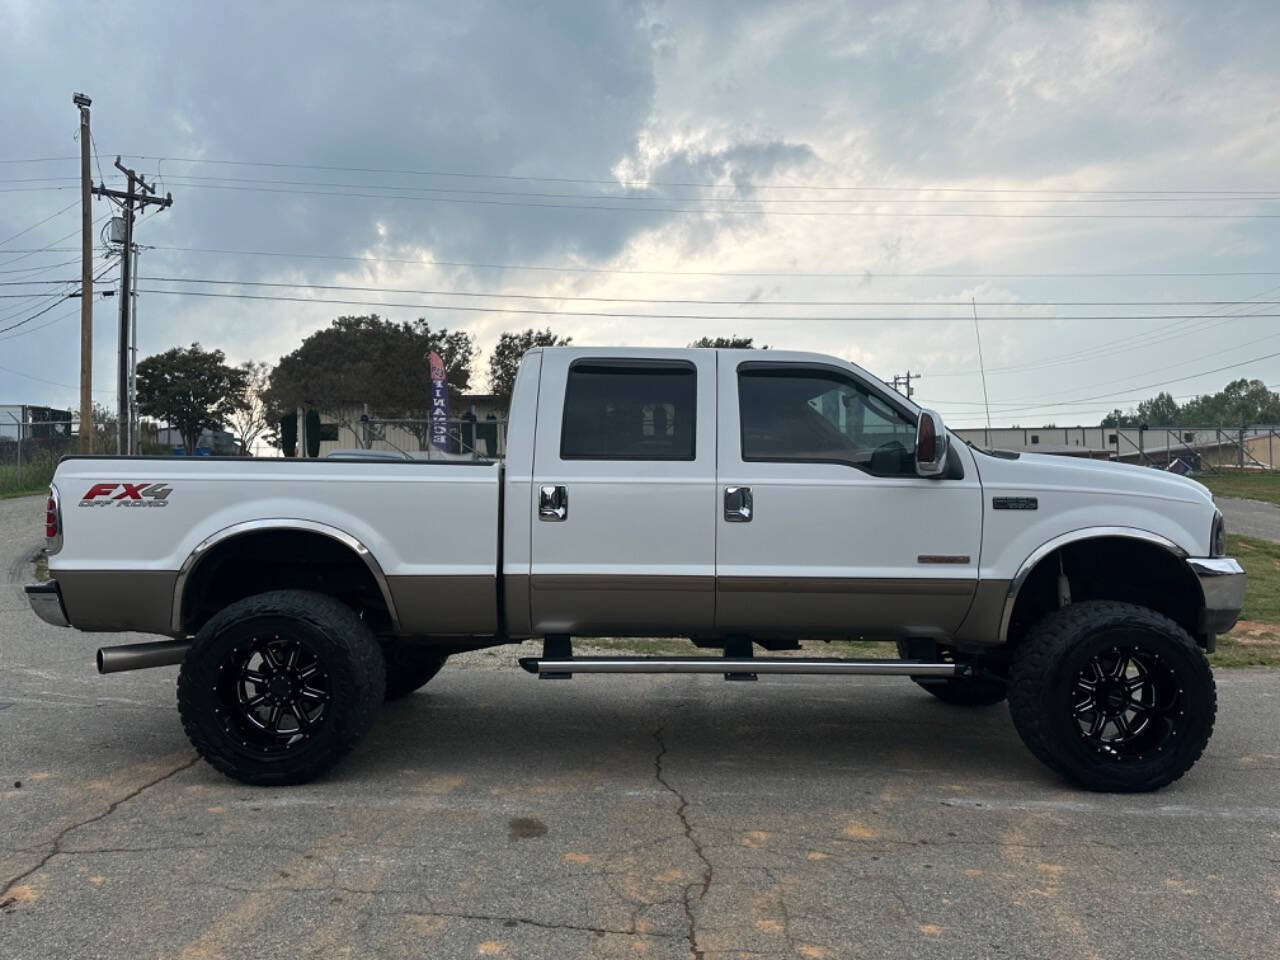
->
<box><xmin>1211</xmin><ymin>510</ymin><xmax>1226</xmax><ymax>557</ymax></box>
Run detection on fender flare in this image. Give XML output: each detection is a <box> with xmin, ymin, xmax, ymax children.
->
<box><xmin>998</xmin><ymin>526</ymin><xmax>1189</xmax><ymax>644</ymax></box>
<box><xmin>170</xmin><ymin>518</ymin><xmax>401</xmax><ymax>634</ymax></box>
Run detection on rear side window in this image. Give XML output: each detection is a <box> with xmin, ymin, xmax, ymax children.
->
<box><xmin>560</xmin><ymin>361</ymin><xmax>696</xmax><ymax>460</ymax></box>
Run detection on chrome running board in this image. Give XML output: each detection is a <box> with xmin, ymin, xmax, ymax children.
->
<box><xmin>518</xmin><ymin>656</ymin><xmax>961</xmax><ymax>678</ymax></box>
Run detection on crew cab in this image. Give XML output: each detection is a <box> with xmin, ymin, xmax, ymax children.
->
<box><xmin>27</xmin><ymin>347</ymin><xmax>1245</xmax><ymax>791</ymax></box>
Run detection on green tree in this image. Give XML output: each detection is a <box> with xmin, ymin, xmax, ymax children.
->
<box><xmin>1136</xmin><ymin>392</ymin><xmax>1180</xmax><ymax>427</ymax></box>
<box><xmin>689</xmin><ymin>336</ymin><xmax>768</xmax><ymax>349</ymax></box>
<box><xmin>1181</xmin><ymin>378</ymin><xmax>1280</xmax><ymax>425</ymax></box>
<box><xmin>136</xmin><ymin>343</ymin><xmax>247</xmax><ymax>455</ymax></box>
<box><xmin>268</xmin><ymin>316</ymin><xmax>477</xmax><ymax>437</ymax></box>
<box><xmin>1100</xmin><ymin>379</ymin><xmax>1280</xmax><ymax>428</ymax></box>
<box><xmin>488</xmin><ymin>328</ymin><xmax>572</xmax><ymax>407</ymax></box>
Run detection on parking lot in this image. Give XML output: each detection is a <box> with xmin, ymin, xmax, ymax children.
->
<box><xmin>2</xmin><ymin>492</ymin><xmax>1279</xmax><ymax>959</ymax></box>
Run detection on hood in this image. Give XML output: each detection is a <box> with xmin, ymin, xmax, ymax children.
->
<box><xmin>974</xmin><ymin>448</ymin><xmax>1215</xmax><ymax>506</ymax></box>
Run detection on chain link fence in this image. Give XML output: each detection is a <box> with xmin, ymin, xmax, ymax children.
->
<box><xmin>320</xmin><ymin>416</ymin><xmax>508</xmax><ymax>460</ymax></box>
<box><xmin>0</xmin><ymin>419</ymin><xmax>76</xmax><ymax>496</ymax></box>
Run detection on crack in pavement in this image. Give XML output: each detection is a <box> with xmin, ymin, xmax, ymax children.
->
<box><xmin>190</xmin><ymin>881</ymin><xmax>680</xmax><ymax>940</ymax></box>
<box><xmin>654</xmin><ymin>726</ymin><xmax>712</xmax><ymax>960</ymax></box>
<box><xmin>0</xmin><ymin>753</ymin><xmax>199</xmax><ymax>902</ymax></box>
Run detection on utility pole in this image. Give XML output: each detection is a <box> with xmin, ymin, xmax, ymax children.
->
<box><xmin>129</xmin><ymin>241</ymin><xmax>141</xmax><ymax>453</ymax></box>
<box><xmin>93</xmin><ymin>157</ymin><xmax>172</xmax><ymax>454</ymax></box>
<box><xmin>890</xmin><ymin>371</ymin><xmax>920</xmax><ymax>400</ymax></box>
<box><xmin>74</xmin><ymin>93</ymin><xmax>93</xmax><ymax>453</ymax></box>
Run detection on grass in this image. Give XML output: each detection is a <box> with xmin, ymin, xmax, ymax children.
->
<box><xmin>0</xmin><ymin>461</ymin><xmax>56</xmax><ymax>499</ymax></box>
<box><xmin>1198</xmin><ymin>471</ymin><xmax>1280</xmax><ymax>507</ymax></box>
<box><xmin>1211</xmin><ymin>533</ymin><xmax>1280</xmax><ymax>667</ymax></box>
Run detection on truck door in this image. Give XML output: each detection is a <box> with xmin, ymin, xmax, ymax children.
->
<box><xmin>714</xmin><ymin>355</ymin><xmax>983</xmax><ymax>639</ymax></box>
<box><xmin>529</xmin><ymin>349</ymin><xmax>718</xmax><ymax>635</ymax></box>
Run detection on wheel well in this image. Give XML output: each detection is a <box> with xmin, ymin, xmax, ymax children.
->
<box><xmin>178</xmin><ymin>530</ymin><xmax>393</xmax><ymax>636</ymax></box>
<box><xmin>1007</xmin><ymin>537</ymin><xmax>1205</xmax><ymax>648</ymax></box>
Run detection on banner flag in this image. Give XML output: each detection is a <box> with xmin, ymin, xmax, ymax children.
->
<box><xmin>428</xmin><ymin>351</ymin><xmax>449</xmax><ymax>451</ymax></box>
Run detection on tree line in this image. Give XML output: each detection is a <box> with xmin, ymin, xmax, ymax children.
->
<box><xmin>135</xmin><ymin>318</ymin><xmax>766</xmax><ymax>454</ymax></box>
<box><xmin>1101</xmin><ymin>379</ymin><xmax>1280</xmax><ymax>428</ymax></box>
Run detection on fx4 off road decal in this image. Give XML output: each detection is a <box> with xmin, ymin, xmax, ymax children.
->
<box><xmin>79</xmin><ymin>482</ymin><xmax>173</xmax><ymax>508</ymax></box>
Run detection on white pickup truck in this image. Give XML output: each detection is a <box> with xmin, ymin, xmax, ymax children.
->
<box><xmin>27</xmin><ymin>347</ymin><xmax>1245</xmax><ymax>791</ymax></box>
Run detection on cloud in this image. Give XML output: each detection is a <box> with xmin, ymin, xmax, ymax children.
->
<box><xmin>1</xmin><ymin>0</ymin><xmax>1278</xmax><ymax>428</ymax></box>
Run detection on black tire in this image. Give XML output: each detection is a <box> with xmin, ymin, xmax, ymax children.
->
<box><xmin>382</xmin><ymin>644</ymin><xmax>448</xmax><ymax>700</ymax></box>
<box><xmin>177</xmin><ymin>589</ymin><xmax>386</xmax><ymax>786</ymax></box>
<box><xmin>897</xmin><ymin>642</ymin><xmax>1007</xmax><ymax>706</ymax></box>
<box><xmin>1008</xmin><ymin>600</ymin><xmax>1215</xmax><ymax>793</ymax></box>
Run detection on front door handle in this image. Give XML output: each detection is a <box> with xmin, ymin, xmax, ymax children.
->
<box><xmin>539</xmin><ymin>484</ymin><xmax>568</xmax><ymax>521</ymax></box>
<box><xmin>724</xmin><ymin>486</ymin><xmax>752</xmax><ymax>522</ymax></box>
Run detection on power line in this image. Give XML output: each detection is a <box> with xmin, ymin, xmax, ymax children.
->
<box><xmin>11</xmin><ymin>152</ymin><xmax>1280</xmax><ymax>199</ymax></box>
<box><xmin>927</xmin><ymin>282</ymin><xmax>1280</xmax><ymax>379</ymax></box>
<box><xmin>146</xmin><ymin>173</ymin><xmax>1280</xmax><ymax>205</ymax></box>
<box><xmin>0</xmin><ymin>257</ymin><xmax>79</xmax><ymax>275</ymax></box>
<box><xmin>0</xmin><ymin>258</ymin><xmax>118</xmax><ymax>336</ymax></box>
<box><xmin>0</xmin><ymin>156</ymin><xmax>81</xmax><ymax>164</ymax></box>
<box><xmin>132</xmin><ymin>287</ymin><xmax>1280</xmax><ymax>323</ymax></box>
<box><xmin>157</xmin><ymin>181</ymin><xmax>1280</xmax><ymax>218</ymax></box>
<box><xmin>119</xmin><ymin>154</ymin><xmax>1280</xmax><ymax>196</ymax></box>
<box><xmin>0</xmin><ymin>199</ymin><xmax>80</xmax><ymax>247</ymax></box>
<box><xmin>0</xmin><ymin>359</ymin><xmax>114</xmax><ymax>395</ymax></box>
<box><xmin>46</xmin><ymin>277</ymin><xmax>1280</xmax><ymax>307</ymax></box>
<box><xmin>0</xmin><ymin>303</ymin><xmax>81</xmax><ymax>342</ymax></box>
<box><xmin>0</xmin><ymin>215</ymin><xmax>109</xmax><ymax>269</ymax></box>
<box><xmin>931</xmin><ymin>349</ymin><xmax>1280</xmax><ymax>416</ymax></box>
<box><xmin>127</xmin><ymin>244</ymin><xmax>1280</xmax><ymax>280</ymax></box>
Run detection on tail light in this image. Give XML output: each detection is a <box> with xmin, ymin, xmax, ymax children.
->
<box><xmin>45</xmin><ymin>485</ymin><xmax>63</xmax><ymax>554</ymax></box>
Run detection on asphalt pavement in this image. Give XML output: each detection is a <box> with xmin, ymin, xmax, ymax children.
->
<box><xmin>1219</xmin><ymin>496</ymin><xmax>1280</xmax><ymax>543</ymax></box>
<box><xmin>2</xmin><ymin>493</ymin><xmax>1279</xmax><ymax>959</ymax></box>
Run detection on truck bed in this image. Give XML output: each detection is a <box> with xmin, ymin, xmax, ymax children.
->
<box><xmin>49</xmin><ymin>456</ymin><xmax>501</xmax><ymax>636</ymax></box>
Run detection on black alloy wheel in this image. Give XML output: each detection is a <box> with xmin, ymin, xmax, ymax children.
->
<box><xmin>217</xmin><ymin>633</ymin><xmax>331</xmax><ymax>752</ymax></box>
<box><xmin>1071</xmin><ymin>646</ymin><xmax>1182</xmax><ymax>760</ymax></box>
<box><xmin>178</xmin><ymin>590</ymin><xmax>385</xmax><ymax>785</ymax></box>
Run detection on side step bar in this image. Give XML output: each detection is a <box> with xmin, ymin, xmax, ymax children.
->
<box><xmin>518</xmin><ymin>656</ymin><xmax>962</xmax><ymax>678</ymax></box>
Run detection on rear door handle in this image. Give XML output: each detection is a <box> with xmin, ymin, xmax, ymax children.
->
<box><xmin>724</xmin><ymin>486</ymin><xmax>752</xmax><ymax>522</ymax></box>
<box><xmin>539</xmin><ymin>484</ymin><xmax>568</xmax><ymax>521</ymax></box>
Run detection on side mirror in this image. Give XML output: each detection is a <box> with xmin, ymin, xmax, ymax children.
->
<box><xmin>915</xmin><ymin>409</ymin><xmax>949</xmax><ymax>478</ymax></box>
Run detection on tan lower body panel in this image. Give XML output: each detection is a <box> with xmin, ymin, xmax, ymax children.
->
<box><xmin>530</xmin><ymin>574</ymin><xmax>715</xmax><ymax>636</ymax></box>
<box><xmin>504</xmin><ymin>573</ymin><xmax>532</xmax><ymax>637</ymax></box>
<box><xmin>56</xmin><ymin>569</ymin><xmax>178</xmax><ymax>635</ymax></box>
<box><xmin>716</xmin><ymin>576</ymin><xmax>977</xmax><ymax>639</ymax></box>
<box><xmin>386</xmin><ymin>575</ymin><xmax>497</xmax><ymax>636</ymax></box>
<box><xmin>949</xmin><ymin>579</ymin><xmax>1011</xmax><ymax>647</ymax></box>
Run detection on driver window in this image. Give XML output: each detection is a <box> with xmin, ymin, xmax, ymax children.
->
<box><xmin>738</xmin><ymin>366</ymin><xmax>917</xmax><ymax>476</ymax></box>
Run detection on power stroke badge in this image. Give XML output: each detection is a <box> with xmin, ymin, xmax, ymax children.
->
<box><xmin>79</xmin><ymin>482</ymin><xmax>173</xmax><ymax>508</ymax></box>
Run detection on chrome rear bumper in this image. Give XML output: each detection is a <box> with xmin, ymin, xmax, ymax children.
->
<box><xmin>1188</xmin><ymin>557</ymin><xmax>1246</xmax><ymax>636</ymax></box>
<box><xmin>25</xmin><ymin>580</ymin><xmax>70</xmax><ymax>628</ymax></box>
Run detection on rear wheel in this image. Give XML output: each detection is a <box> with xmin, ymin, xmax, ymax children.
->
<box><xmin>177</xmin><ymin>590</ymin><xmax>386</xmax><ymax>786</ymax></box>
<box><xmin>1008</xmin><ymin>600</ymin><xmax>1215</xmax><ymax>792</ymax></box>
<box><xmin>382</xmin><ymin>644</ymin><xmax>448</xmax><ymax>700</ymax></box>
<box><xmin>897</xmin><ymin>641</ymin><xmax>1007</xmax><ymax>706</ymax></box>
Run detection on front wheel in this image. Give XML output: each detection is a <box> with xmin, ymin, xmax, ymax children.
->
<box><xmin>177</xmin><ymin>590</ymin><xmax>386</xmax><ymax>786</ymax></box>
<box><xmin>1008</xmin><ymin>600</ymin><xmax>1215</xmax><ymax>792</ymax></box>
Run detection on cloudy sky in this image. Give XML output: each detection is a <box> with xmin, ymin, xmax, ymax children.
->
<box><xmin>1</xmin><ymin>0</ymin><xmax>1278</xmax><ymax>428</ymax></box>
